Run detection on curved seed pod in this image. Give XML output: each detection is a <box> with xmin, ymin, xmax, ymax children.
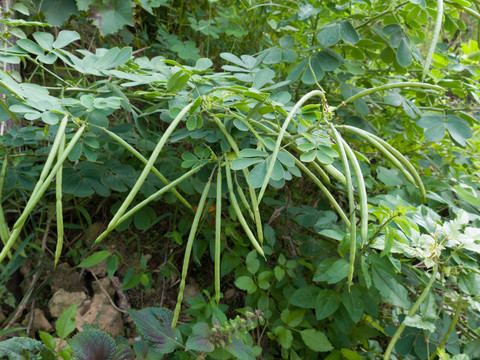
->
<box><xmin>323</xmin><ymin>164</ymin><xmax>346</xmax><ymax>186</ymax></box>
<box><xmin>341</xmin><ymin>138</ymin><xmax>368</xmax><ymax>246</ymax></box>
<box><xmin>422</xmin><ymin>0</ymin><xmax>444</xmax><ymax>81</ymax></box>
<box><xmin>234</xmin><ymin>173</ymin><xmax>255</xmax><ymax>221</ymax></box>
<box><xmin>104</xmin><ymin>128</ymin><xmax>192</xmax><ymax>210</ymax></box>
<box><xmin>342</xmin><ymin>125</ymin><xmax>426</xmax><ymax>202</ymax></box>
<box><xmin>116</xmin><ymin>166</ymin><xmax>203</xmax><ymax>230</ymax></box>
<box><xmin>54</xmin><ymin>133</ymin><xmax>66</xmax><ymax>267</ymax></box>
<box><xmin>341</xmin><ymin>82</ymin><xmax>444</xmax><ymax>106</ymax></box>
<box><xmin>329</xmin><ymin>124</ymin><xmax>356</xmax><ymax>290</ymax></box>
<box><xmin>225</xmin><ymin>160</ymin><xmax>265</xmax><ymax>258</ymax></box>
<box><xmin>172</xmin><ymin>175</ymin><xmax>212</xmax><ymax>328</ymax></box>
<box><xmin>258</xmin><ymin>90</ymin><xmax>326</xmax><ymax>205</ymax></box>
<box><xmin>0</xmin><ymin>124</ymin><xmax>86</xmax><ymax>263</ymax></box>
<box><xmin>95</xmin><ymin>103</ymin><xmax>193</xmax><ymax>244</ymax></box>
<box><xmin>215</xmin><ymin>166</ymin><xmax>222</xmax><ymax>305</ymax></box>
<box><xmin>293</xmin><ymin>157</ymin><xmax>351</xmax><ymax>229</ymax></box>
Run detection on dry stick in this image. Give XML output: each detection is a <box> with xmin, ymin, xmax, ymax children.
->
<box><xmin>89</xmin><ymin>270</ymin><xmax>127</xmax><ymax>314</ymax></box>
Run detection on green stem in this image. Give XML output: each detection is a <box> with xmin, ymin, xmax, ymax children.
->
<box><xmin>383</xmin><ymin>263</ymin><xmax>439</xmax><ymax>360</ymax></box>
<box><xmin>429</xmin><ymin>301</ymin><xmax>463</xmax><ymax>360</ymax></box>
<box><xmin>215</xmin><ymin>165</ymin><xmax>222</xmax><ymax>305</ymax></box>
<box><xmin>54</xmin><ymin>133</ymin><xmax>65</xmax><ymax>267</ymax></box>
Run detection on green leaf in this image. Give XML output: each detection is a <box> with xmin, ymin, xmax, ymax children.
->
<box><xmin>263</xmin><ymin>48</ymin><xmax>283</xmax><ymax>64</ymax></box>
<box><xmin>300</xmin><ymin>329</ymin><xmax>333</xmax><ymax>352</ymax></box>
<box><xmin>17</xmin><ymin>39</ymin><xmax>44</xmax><ymax>56</ymax></box>
<box><xmin>195</xmin><ymin>58</ymin><xmax>213</xmax><ymax>71</ymax></box>
<box><xmin>424</xmin><ymin>122</ymin><xmax>446</xmax><ymax>142</ymax></box>
<box><xmin>273</xmin><ymin>326</ymin><xmax>293</xmax><ymax>349</ymax></box>
<box><xmin>314</xmin><ymin>259</ymin><xmax>349</xmax><ymax>284</ymax></box>
<box><xmin>40</xmin><ymin>0</ymin><xmax>78</xmax><ymax>26</ymax></box>
<box><xmin>340</xmin><ymin>21</ymin><xmax>359</xmax><ymax>44</ymax></box>
<box><xmin>235</xmin><ymin>276</ymin><xmax>257</xmax><ymax>294</ymax></box>
<box><xmin>372</xmin><ymin>266</ymin><xmax>411</xmax><ymax>309</ymax></box>
<box><xmin>290</xmin><ymin>285</ymin><xmax>319</xmax><ymax>308</ymax></box>
<box><xmin>341</xmin><ymin>286</ymin><xmax>364</xmax><ymax>322</ymax></box>
<box><xmin>56</xmin><ymin>303</ymin><xmax>77</xmax><ymax>339</ymax></box>
<box><xmin>53</xmin><ymin>30</ymin><xmax>80</xmax><ymax>49</ymax></box>
<box><xmin>317</xmin><ymin>24</ymin><xmax>340</xmax><ymax>47</ymax></box>
<box><xmin>78</xmin><ymin>250</ymin><xmax>110</xmax><ymax>268</ymax></box>
<box><xmin>281</xmin><ymin>309</ymin><xmax>305</xmax><ymax>327</ymax></box>
<box><xmin>246</xmin><ymin>250</ymin><xmax>260</xmax><ymax>274</ymax></box>
<box><xmin>453</xmin><ymin>186</ymin><xmax>480</xmax><ymax>208</ymax></box>
<box><xmin>253</xmin><ymin>68</ymin><xmax>275</xmax><ymax>89</ymax></box>
<box><xmin>39</xmin><ymin>331</ymin><xmax>56</xmax><ymax>350</ymax></box>
<box><xmin>396</xmin><ymin>37</ymin><xmax>412</xmax><ymax>67</ymax></box>
<box><xmin>458</xmin><ymin>273</ymin><xmax>480</xmax><ymax>296</ymax></box>
<box><xmin>446</xmin><ymin>114</ymin><xmax>472</xmax><ymax>146</ymax></box>
<box><xmin>302</xmin><ymin>55</ymin><xmax>324</xmax><ymax>84</ymax></box>
<box><xmin>315</xmin><ymin>289</ymin><xmax>341</xmax><ymax>320</ymax></box>
<box><xmin>107</xmin><ymin>255</ymin><xmax>118</xmax><ymax>278</ymax></box>
<box><xmin>341</xmin><ymin>349</ymin><xmax>364</xmax><ymax>360</ymax></box>
<box><xmin>238</xmin><ymin>149</ymin><xmax>268</xmax><ymax>158</ymax></box>
<box><xmin>403</xmin><ymin>315</ymin><xmax>436</xmax><ymax>332</ymax></box>
<box><xmin>247</xmin><ymin>161</ymin><xmax>267</xmax><ymax>188</ymax></box>
<box><xmin>94</xmin><ymin>0</ymin><xmax>134</xmax><ymax>35</ymax></box>
<box><xmin>33</xmin><ymin>32</ymin><xmax>54</xmax><ymax>50</ymax></box>
<box><xmin>317</xmin><ymin>49</ymin><xmax>342</xmax><ymax>71</ymax></box>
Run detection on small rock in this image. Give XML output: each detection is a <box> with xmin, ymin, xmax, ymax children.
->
<box><xmin>48</xmin><ymin>289</ymin><xmax>87</xmax><ymax>318</ymax></box>
<box><xmin>89</xmin><ymin>259</ymin><xmax>108</xmax><ymax>278</ymax></box>
<box><xmin>92</xmin><ymin>277</ymin><xmax>115</xmax><ymax>296</ymax></box>
<box><xmin>183</xmin><ymin>280</ymin><xmax>200</xmax><ymax>301</ymax></box>
<box><xmin>22</xmin><ymin>308</ymin><xmax>53</xmax><ymax>332</ymax></box>
<box><xmin>50</xmin><ymin>263</ymin><xmax>84</xmax><ymax>293</ymax></box>
<box><xmin>76</xmin><ymin>293</ymin><xmax>124</xmax><ymax>337</ymax></box>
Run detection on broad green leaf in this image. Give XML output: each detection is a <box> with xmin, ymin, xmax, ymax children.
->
<box><xmin>403</xmin><ymin>315</ymin><xmax>436</xmax><ymax>332</ymax></box>
<box><xmin>78</xmin><ymin>250</ymin><xmax>110</xmax><ymax>268</ymax></box>
<box><xmin>56</xmin><ymin>303</ymin><xmax>77</xmax><ymax>339</ymax></box>
<box><xmin>372</xmin><ymin>267</ymin><xmax>411</xmax><ymax>309</ymax></box>
<box><xmin>263</xmin><ymin>48</ymin><xmax>283</xmax><ymax>64</ymax></box>
<box><xmin>302</xmin><ymin>55</ymin><xmax>324</xmax><ymax>84</ymax></box>
<box><xmin>340</xmin><ymin>21</ymin><xmax>359</xmax><ymax>44</ymax></box>
<box><xmin>317</xmin><ymin>49</ymin><xmax>342</xmax><ymax>71</ymax></box>
<box><xmin>290</xmin><ymin>285</ymin><xmax>319</xmax><ymax>308</ymax></box>
<box><xmin>53</xmin><ymin>30</ymin><xmax>81</xmax><ymax>49</ymax></box>
<box><xmin>287</xmin><ymin>59</ymin><xmax>307</xmax><ymax>82</ymax></box>
<box><xmin>341</xmin><ymin>286</ymin><xmax>364</xmax><ymax>322</ymax></box>
<box><xmin>40</xmin><ymin>0</ymin><xmax>78</xmax><ymax>26</ymax></box>
<box><xmin>220</xmin><ymin>52</ymin><xmax>246</xmax><ymax>67</ymax></box>
<box><xmin>246</xmin><ymin>251</ymin><xmax>260</xmax><ymax>274</ymax></box>
<box><xmin>314</xmin><ymin>259</ymin><xmax>349</xmax><ymax>284</ymax></box>
<box><xmin>247</xmin><ymin>161</ymin><xmax>267</xmax><ymax>188</ymax></box>
<box><xmin>235</xmin><ymin>276</ymin><xmax>257</xmax><ymax>294</ymax></box>
<box><xmin>453</xmin><ymin>185</ymin><xmax>480</xmax><ymax>208</ymax></box>
<box><xmin>279</xmin><ymin>35</ymin><xmax>295</xmax><ymax>48</ymax></box>
<box><xmin>341</xmin><ymin>349</ymin><xmax>364</xmax><ymax>360</ymax></box>
<box><xmin>273</xmin><ymin>326</ymin><xmax>293</xmax><ymax>349</ymax></box>
<box><xmin>238</xmin><ymin>149</ymin><xmax>268</xmax><ymax>158</ymax></box>
<box><xmin>17</xmin><ymin>39</ymin><xmax>44</xmax><ymax>56</ymax></box>
<box><xmin>396</xmin><ymin>37</ymin><xmax>412</xmax><ymax>67</ymax></box>
<box><xmin>33</xmin><ymin>32</ymin><xmax>54</xmax><ymax>50</ymax></box>
<box><xmin>281</xmin><ymin>309</ymin><xmax>305</xmax><ymax>327</ymax></box>
<box><xmin>253</xmin><ymin>68</ymin><xmax>275</xmax><ymax>89</ymax></box>
<box><xmin>446</xmin><ymin>114</ymin><xmax>472</xmax><ymax>146</ymax></box>
<box><xmin>317</xmin><ymin>24</ymin><xmax>340</xmax><ymax>47</ymax></box>
<box><xmin>195</xmin><ymin>58</ymin><xmax>213</xmax><ymax>71</ymax></box>
<box><xmin>458</xmin><ymin>273</ymin><xmax>480</xmax><ymax>296</ymax></box>
<box><xmin>301</xmin><ymin>329</ymin><xmax>333</xmax><ymax>352</ymax></box>
<box><xmin>95</xmin><ymin>0</ymin><xmax>134</xmax><ymax>35</ymax></box>
<box><xmin>424</xmin><ymin>122</ymin><xmax>446</xmax><ymax>142</ymax></box>
<box><xmin>315</xmin><ymin>289</ymin><xmax>341</xmax><ymax>320</ymax></box>
<box><xmin>107</xmin><ymin>255</ymin><xmax>118</xmax><ymax>278</ymax></box>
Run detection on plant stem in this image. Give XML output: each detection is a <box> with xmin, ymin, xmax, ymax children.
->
<box><xmin>383</xmin><ymin>263</ymin><xmax>439</xmax><ymax>360</ymax></box>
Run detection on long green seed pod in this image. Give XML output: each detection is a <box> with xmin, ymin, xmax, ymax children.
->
<box><xmin>115</xmin><ymin>166</ymin><xmax>203</xmax><ymax>231</ymax></box>
<box><xmin>30</xmin><ymin>114</ymin><xmax>69</xmax><ymax>200</ymax></box>
<box><xmin>225</xmin><ymin>160</ymin><xmax>265</xmax><ymax>258</ymax></box>
<box><xmin>95</xmin><ymin>103</ymin><xmax>193</xmax><ymax>244</ymax></box>
<box><xmin>323</xmin><ymin>164</ymin><xmax>345</xmax><ymax>185</ymax></box>
<box><xmin>172</xmin><ymin>176</ymin><xmax>212</xmax><ymax>328</ymax></box>
<box><xmin>215</xmin><ymin>166</ymin><xmax>222</xmax><ymax>305</ymax></box>
<box><xmin>293</xmin><ymin>157</ymin><xmax>351</xmax><ymax>229</ymax></box>
<box><xmin>103</xmin><ymin>128</ymin><xmax>192</xmax><ymax>210</ymax></box>
<box><xmin>340</xmin><ymin>82</ymin><xmax>444</xmax><ymax>106</ymax></box>
<box><xmin>0</xmin><ymin>124</ymin><xmax>86</xmax><ymax>263</ymax></box>
<box><xmin>342</xmin><ymin>125</ymin><xmax>426</xmax><ymax>202</ymax></box>
<box><xmin>0</xmin><ymin>156</ymin><xmax>10</xmax><ymax>246</ymax></box>
<box><xmin>341</xmin><ymin>138</ymin><xmax>368</xmax><ymax>246</ymax></box>
<box><xmin>257</xmin><ymin>90</ymin><xmax>326</xmax><ymax>205</ymax></box>
<box><xmin>330</xmin><ymin>124</ymin><xmax>356</xmax><ymax>290</ymax></box>
<box><xmin>54</xmin><ymin>132</ymin><xmax>65</xmax><ymax>267</ymax></box>
<box><xmin>384</xmin><ymin>263</ymin><xmax>439</xmax><ymax>360</ymax></box>
<box><xmin>212</xmin><ymin>116</ymin><xmax>263</xmax><ymax>244</ymax></box>
<box><xmin>422</xmin><ymin>0</ymin><xmax>444</xmax><ymax>81</ymax></box>
<box><xmin>234</xmin><ymin>173</ymin><xmax>255</xmax><ymax>221</ymax></box>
